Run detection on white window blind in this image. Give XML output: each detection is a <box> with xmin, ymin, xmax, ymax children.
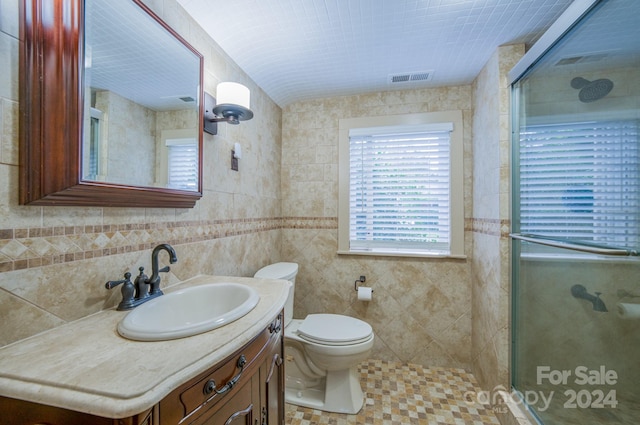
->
<box><xmin>87</xmin><ymin>107</ymin><xmax>103</xmax><ymax>180</ymax></box>
<box><xmin>167</xmin><ymin>139</ymin><xmax>198</xmax><ymax>190</ymax></box>
<box><xmin>349</xmin><ymin>123</ymin><xmax>453</xmax><ymax>254</ymax></box>
<box><xmin>88</xmin><ymin>116</ymin><xmax>100</xmax><ymax>179</ymax></box>
<box><xmin>519</xmin><ymin>119</ymin><xmax>640</xmax><ymax>249</ymax></box>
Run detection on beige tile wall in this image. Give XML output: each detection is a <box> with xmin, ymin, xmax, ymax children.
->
<box><xmin>281</xmin><ymin>88</ymin><xmax>475</xmax><ymax>369</ymax></box>
<box><xmin>0</xmin><ymin>0</ymin><xmax>283</xmax><ymax>347</ymax></box>
<box><xmin>470</xmin><ymin>44</ymin><xmax>524</xmax><ymax>391</ymax></box>
<box><xmin>94</xmin><ymin>90</ymin><xmax>157</xmax><ymax>186</ymax></box>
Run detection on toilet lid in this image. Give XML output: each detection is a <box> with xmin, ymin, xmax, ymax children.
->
<box><xmin>297</xmin><ymin>314</ymin><xmax>372</xmax><ymax>345</ymax></box>
<box><xmin>254</xmin><ymin>262</ymin><xmax>298</xmax><ymax>280</ymax></box>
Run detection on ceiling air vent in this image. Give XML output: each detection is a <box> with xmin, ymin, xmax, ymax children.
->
<box><xmin>388</xmin><ymin>70</ymin><xmax>434</xmax><ymax>84</ymax></box>
<box><xmin>555</xmin><ymin>53</ymin><xmax>609</xmax><ymax>66</ymax></box>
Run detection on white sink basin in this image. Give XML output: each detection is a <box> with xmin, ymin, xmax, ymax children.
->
<box><xmin>118</xmin><ymin>282</ymin><xmax>260</xmax><ymax>341</ymax></box>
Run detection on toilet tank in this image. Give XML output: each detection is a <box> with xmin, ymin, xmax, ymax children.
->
<box><xmin>254</xmin><ymin>262</ymin><xmax>298</xmax><ymax>326</ymax></box>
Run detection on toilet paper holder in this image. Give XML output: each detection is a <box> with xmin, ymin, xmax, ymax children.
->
<box><xmin>354</xmin><ymin>276</ymin><xmax>373</xmax><ymax>292</ymax></box>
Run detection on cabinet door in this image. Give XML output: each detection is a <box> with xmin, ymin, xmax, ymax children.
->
<box><xmin>264</xmin><ymin>354</ymin><xmax>284</xmax><ymax>425</ymax></box>
<box><xmin>262</xmin><ymin>315</ymin><xmax>284</xmax><ymax>425</ymax></box>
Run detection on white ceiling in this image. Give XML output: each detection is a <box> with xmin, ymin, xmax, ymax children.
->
<box><xmin>87</xmin><ymin>0</ymin><xmax>200</xmax><ymax>111</ymax></box>
<box><xmin>177</xmin><ymin>0</ymin><xmax>574</xmax><ymax>107</ymax></box>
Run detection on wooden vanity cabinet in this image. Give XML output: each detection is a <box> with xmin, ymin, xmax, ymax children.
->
<box><xmin>160</xmin><ymin>312</ymin><xmax>284</xmax><ymax>425</ymax></box>
<box><xmin>0</xmin><ymin>399</ymin><xmax>157</xmax><ymax>425</ymax></box>
<box><xmin>0</xmin><ymin>312</ymin><xmax>284</xmax><ymax>425</ymax></box>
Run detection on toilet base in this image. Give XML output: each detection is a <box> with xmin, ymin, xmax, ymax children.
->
<box><xmin>285</xmin><ymin>366</ymin><xmax>365</xmax><ymax>414</ymax></box>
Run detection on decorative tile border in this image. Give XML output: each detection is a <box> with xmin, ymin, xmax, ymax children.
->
<box><xmin>0</xmin><ymin>217</ymin><xmax>340</xmax><ymax>272</ymax></box>
<box><xmin>0</xmin><ymin>216</ymin><xmax>510</xmax><ymax>272</ymax></box>
<box><xmin>282</xmin><ymin>217</ymin><xmax>337</xmax><ymax>229</ymax></box>
<box><xmin>0</xmin><ymin>218</ymin><xmax>282</xmax><ymax>272</ymax></box>
<box><xmin>470</xmin><ymin>218</ymin><xmax>510</xmax><ymax>238</ymax></box>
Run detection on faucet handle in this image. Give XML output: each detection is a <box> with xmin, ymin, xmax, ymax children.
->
<box><xmin>106</xmin><ymin>272</ymin><xmax>137</xmax><ymax>310</ymax></box>
<box><xmin>134</xmin><ymin>267</ymin><xmax>150</xmax><ymax>300</ymax></box>
<box><xmin>158</xmin><ymin>265</ymin><xmax>170</xmax><ymax>273</ymax></box>
<box><xmin>105</xmin><ymin>272</ymin><xmax>132</xmax><ymax>290</ymax></box>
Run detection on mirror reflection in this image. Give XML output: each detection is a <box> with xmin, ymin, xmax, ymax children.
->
<box><xmin>83</xmin><ymin>0</ymin><xmax>201</xmax><ymax>191</ymax></box>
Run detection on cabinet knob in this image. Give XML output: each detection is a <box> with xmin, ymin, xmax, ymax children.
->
<box><xmin>203</xmin><ymin>379</ymin><xmax>217</xmax><ymax>395</ymax></box>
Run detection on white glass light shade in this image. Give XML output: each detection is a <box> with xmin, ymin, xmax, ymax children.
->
<box><xmin>216</xmin><ymin>82</ymin><xmax>250</xmax><ymax>109</ymax></box>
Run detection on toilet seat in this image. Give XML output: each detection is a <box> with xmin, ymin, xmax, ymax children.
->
<box><xmin>297</xmin><ymin>314</ymin><xmax>373</xmax><ymax>346</ymax></box>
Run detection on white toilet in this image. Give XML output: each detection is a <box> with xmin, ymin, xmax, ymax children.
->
<box><xmin>254</xmin><ymin>262</ymin><xmax>374</xmax><ymax>414</ymax></box>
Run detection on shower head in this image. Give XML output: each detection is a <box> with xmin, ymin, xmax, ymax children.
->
<box><xmin>570</xmin><ymin>77</ymin><xmax>614</xmax><ymax>103</ymax></box>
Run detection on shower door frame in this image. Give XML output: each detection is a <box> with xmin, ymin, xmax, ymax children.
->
<box><xmin>508</xmin><ymin>0</ymin><xmax>603</xmax><ymax>422</ymax></box>
<box><xmin>507</xmin><ymin>0</ymin><xmax>600</xmax><ymax>85</ymax></box>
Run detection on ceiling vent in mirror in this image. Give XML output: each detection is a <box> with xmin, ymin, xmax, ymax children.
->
<box><xmin>388</xmin><ymin>70</ymin><xmax>434</xmax><ymax>84</ymax></box>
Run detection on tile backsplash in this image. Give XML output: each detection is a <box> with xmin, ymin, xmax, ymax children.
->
<box><xmin>0</xmin><ymin>218</ymin><xmax>282</xmax><ymax>273</ymax></box>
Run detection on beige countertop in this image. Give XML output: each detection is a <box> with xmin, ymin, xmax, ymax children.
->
<box><xmin>0</xmin><ymin>275</ymin><xmax>290</xmax><ymax>419</ymax></box>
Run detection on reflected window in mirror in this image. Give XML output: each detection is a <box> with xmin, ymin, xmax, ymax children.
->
<box><xmin>86</xmin><ymin>107</ymin><xmax>104</xmax><ymax>181</ymax></box>
<box><xmin>163</xmin><ymin>131</ymin><xmax>199</xmax><ymax>191</ymax></box>
<box><xmin>167</xmin><ymin>142</ymin><xmax>199</xmax><ymax>191</ymax></box>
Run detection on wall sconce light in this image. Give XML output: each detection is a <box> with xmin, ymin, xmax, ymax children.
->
<box><xmin>204</xmin><ymin>82</ymin><xmax>254</xmax><ymax>135</ymax></box>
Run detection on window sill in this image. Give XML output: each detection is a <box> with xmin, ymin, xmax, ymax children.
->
<box><xmin>337</xmin><ymin>250</ymin><xmax>467</xmax><ymax>260</ymax></box>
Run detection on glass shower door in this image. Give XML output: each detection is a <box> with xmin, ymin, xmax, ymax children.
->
<box><xmin>510</xmin><ymin>1</ymin><xmax>640</xmax><ymax>424</ymax></box>
<box><xmin>512</xmin><ymin>239</ymin><xmax>640</xmax><ymax>425</ymax></box>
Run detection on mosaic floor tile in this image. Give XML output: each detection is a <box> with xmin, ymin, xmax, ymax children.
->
<box><xmin>285</xmin><ymin>359</ymin><xmax>501</xmax><ymax>425</ymax></box>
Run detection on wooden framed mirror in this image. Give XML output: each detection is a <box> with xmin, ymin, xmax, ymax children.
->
<box><xmin>19</xmin><ymin>0</ymin><xmax>204</xmax><ymax>208</ymax></box>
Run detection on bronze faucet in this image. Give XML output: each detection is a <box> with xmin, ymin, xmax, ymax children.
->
<box><xmin>105</xmin><ymin>244</ymin><xmax>178</xmax><ymax>310</ymax></box>
<box><xmin>146</xmin><ymin>243</ymin><xmax>178</xmax><ymax>296</ymax></box>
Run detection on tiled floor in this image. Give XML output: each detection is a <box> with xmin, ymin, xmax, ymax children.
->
<box><xmin>285</xmin><ymin>359</ymin><xmax>501</xmax><ymax>425</ymax></box>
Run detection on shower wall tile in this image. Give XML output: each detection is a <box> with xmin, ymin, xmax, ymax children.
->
<box><xmin>281</xmin><ymin>86</ymin><xmax>474</xmax><ymax>369</ymax></box>
<box><xmin>471</xmin><ymin>44</ymin><xmax>525</xmax><ymax>393</ymax></box>
<box><xmin>0</xmin><ymin>0</ymin><xmax>283</xmax><ymax>347</ymax></box>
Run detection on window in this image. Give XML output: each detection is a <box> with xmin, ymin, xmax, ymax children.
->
<box><xmin>518</xmin><ymin>119</ymin><xmax>640</xmax><ymax>250</ymax></box>
<box><xmin>166</xmin><ymin>138</ymin><xmax>199</xmax><ymax>190</ymax></box>
<box><xmin>86</xmin><ymin>107</ymin><xmax>104</xmax><ymax>181</ymax></box>
<box><xmin>338</xmin><ymin>111</ymin><xmax>464</xmax><ymax>258</ymax></box>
